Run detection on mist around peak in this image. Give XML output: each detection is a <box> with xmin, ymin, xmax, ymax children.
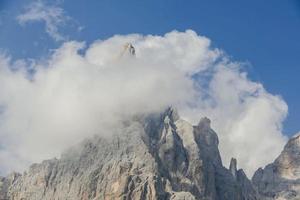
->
<box><xmin>0</xmin><ymin>30</ymin><xmax>288</xmax><ymax>176</ymax></box>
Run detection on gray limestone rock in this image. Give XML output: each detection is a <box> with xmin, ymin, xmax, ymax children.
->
<box><xmin>1</xmin><ymin>107</ymin><xmax>258</xmax><ymax>200</ymax></box>
<box><xmin>0</xmin><ymin>173</ymin><xmax>20</xmax><ymax>200</ymax></box>
<box><xmin>0</xmin><ymin>177</ymin><xmax>9</xmax><ymax>200</ymax></box>
<box><xmin>252</xmin><ymin>134</ymin><xmax>300</xmax><ymax>200</ymax></box>
<box><xmin>230</xmin><ymin>158</ymin><xmax>238</xmax><ymax>180</ymax></box>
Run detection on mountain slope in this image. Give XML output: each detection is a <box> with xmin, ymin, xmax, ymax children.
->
<box><xmin>252</xmin><ymin>134</ymin><xmax>300</xmax><ymax>200</ymax></box>
<box><xmin>1</xmin><ymin>108</ymin><xmax>258</xmax><ymax>200</ymax></box>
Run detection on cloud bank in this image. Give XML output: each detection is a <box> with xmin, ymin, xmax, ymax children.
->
<box><xmin>0</xmin><ymin>30</ymin><xmax>288</xmax><ymax>176</ymax></box>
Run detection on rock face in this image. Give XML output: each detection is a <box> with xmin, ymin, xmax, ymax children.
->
<box><xmin>252</xmin><ymin>134</ymin><xmax>300</xmax><ymax>200</ymax></box>
<box><xmin>1</xmin><ymin>108</ymin><xmax>258</xmax><ymax>200</ymax></box>
<box><xmin>0</xmin><ymin>173</ymin><xmax>20</xmax><ymax>200</ymax></box>
<box><xmin>0</xmin><ymin>177</ymin><xmax>9</xmax><ymax>200</ymax></box>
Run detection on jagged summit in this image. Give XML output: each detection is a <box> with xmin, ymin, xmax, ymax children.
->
<box><xmin>286</xmin><ymin>133</ymin><xmax>300</xmax><ymax>151</ymax></box>
<box><xmin>198</xmin><ymin>117</ymin><xmax>211</xmax><ymax>130</ymax></box>
<box><xmin>164</xmin><ymin>106</ymin><xmax>180</xmax><ymax>122</ymax></box>
<box><xmin>5</xmin><ymin>107</ymin><xmax>300</xmax><ymax>200</ymax></box>
<box><xmin>229</xmin><ymin>158</ymin><xmax>238</xmax><ymax>179</ymax></box>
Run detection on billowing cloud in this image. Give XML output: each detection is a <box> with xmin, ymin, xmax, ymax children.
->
<box><xmin>0</xmin><ymin>30</ymin><xmax>288</xmax><ymax>176</ymax></box>
<box><xmin>181</xmin><ymin>64</ymin><xmax>288</xmax><ymax>175</ymax></box>
<box><xmin>16</xmin><ymin>0</ymin><xmax>70</xmax><ymax>41</ymax></box>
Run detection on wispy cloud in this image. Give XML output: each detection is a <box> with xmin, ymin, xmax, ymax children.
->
<box><xmin>16</xmin><ymin>0</ymin><xmax>70</xmax><ymax>41</ymax></box>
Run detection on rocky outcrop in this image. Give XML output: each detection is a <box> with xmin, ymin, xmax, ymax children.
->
<box><xmin>1</xmin><ymin>107</ymin><xmax>258</xmax><ymax>200</ymax></box>
<box><xmin>0</xmin><ymin>177</ymin><xmax>9</xmax><ymax>200</ymax></box>
<box><xmin>0</xmin><ymin>173</ymin><xmax>20</xmax><ymax>200</ymax></box>
<box><xmin>252</xmin><ymin>134</ymin><xmax>300</xmax><ymax>200</ymax></box>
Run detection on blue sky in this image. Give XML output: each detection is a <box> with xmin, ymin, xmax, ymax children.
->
<box><xmin>0</xmin><ymin>0</ymin><xmax>299</xmax><ymax>136</ymax></box>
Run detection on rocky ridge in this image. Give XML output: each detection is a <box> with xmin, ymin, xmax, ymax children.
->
<box><xmin>1</xmin><ymin>107</ymin><xmax>298</xmax><ymax>199</ymax></box>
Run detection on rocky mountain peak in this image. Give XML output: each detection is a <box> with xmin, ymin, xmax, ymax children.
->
<box><xmin>163</xmin><ymin>106</ymin><xmax>180</xmax><ymax>123</ymax></box>
<box><xmin>1</xmin><ymin>108</ymin><xmax>299</xmax><ymax>199</ymax></box>
<box><xmin>229</xmin><ymin>158</ymin><xmax>238</xmax><ymax>180</ymax></box>
<box><xmin>0</xmin><ymin>108</ymin><xmax>260</xmax><ymax>200</ymax></box>
<box><xmin>270</xmin><ymin>134</ymin><xmax>300</xmax><ymax>181</ymax></box>
<box><xmin>198</xmin><ymin>117</ymin><xmax>211</xmax><ymax>130</ymax></box>
<box><xmin>285</xmin><ymin>133</ymin><xmax>300</xmax><ymax>151</ymax></box>
<box><xmin>194</xmin><ymin>116</ymin><xmax>219</xmax><ymax>149</ymax></box>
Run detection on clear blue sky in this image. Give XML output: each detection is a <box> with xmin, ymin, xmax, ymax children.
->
<box><xmin>0</xmin><ymin>0</ymin><xmax>299</xmax><ymax>136</ymax></box>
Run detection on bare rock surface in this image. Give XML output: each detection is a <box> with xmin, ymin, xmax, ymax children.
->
<box><xmin>0</xmin><ymin>173</ymin><xmax>20</xmax><ymax>200</ymax></box>
<box><xmin>1</xmin><ymin>107</ymin><xmax>258</xmax><ymax>200</ymax></box>
<box><xmin>0</xmin><ymin>177</ymin><xmax>9</xmax><ymax>200</ymax></box>
<box><xmin>252</xmin><ymin>134</ymin><xmax>300</xmax><ymax>200</ymax></box>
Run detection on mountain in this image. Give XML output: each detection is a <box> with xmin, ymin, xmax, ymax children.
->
<box><xmin>252</xmin><ymin>134</ymin><xmax>300</xmax><ymax>200</ymax></box>
<box><xmin>2</xmin><ymin>107</ymin><xmax>296</xmax><ymax>200</ymax></box>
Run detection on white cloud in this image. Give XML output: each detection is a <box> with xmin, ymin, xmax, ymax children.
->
<box><xmin>180</xmin><ymin>64</ymin><xmax>288</xmax><ymax>175</ymax></box>
<box><xmin>16</xmin><ymin>0</ymin><xmax>70</xmax><ymax>41</ymax></box>
<box><xmin>0</xmin><ymin>30</ymin><xmax>288</xmax><ymax>177</ymax></box>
